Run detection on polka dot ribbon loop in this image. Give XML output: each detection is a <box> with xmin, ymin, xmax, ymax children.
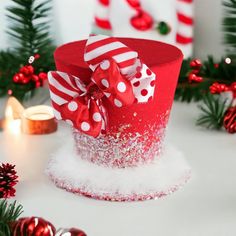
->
<box><xmin>48</xmin><ymin>35</ymin><xmax>156</xmax><ymax>137</ymax></box>
<box><xmin>92</xmin><ymin>58</ymin><xmax>135</xmax><ymax>107</ymax></box>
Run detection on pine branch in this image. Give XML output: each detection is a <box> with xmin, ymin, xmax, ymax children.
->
<box><xmin>7</xmin><ymin>0</ymin><xmax>53</xmax><ymax>55</ymax></box>
<box><xmin>0</xmin><ymin>200</ymin><xmax>23</xmax><ymax>236</ymax></box>
<box><xmin>6</xmin><ymin>0</ymin><xmax>55</xmax><ymax>70</ymax></box>
<box><xmin>223</xmin><ymin>0</ymin><xmax>236</xmax><ymax>59</ymax></box>
<box><xmin>0</xmin><ymin>0</ymin><xmax>55</xmax><ymax>100</ymax></box>
<box><xmin>196</xmin><ymin>93</ymin><xmax>229</xmax><ymax>130</ymax></box>
<box><xmin>175</xmin><ymin>57</ymin><xmax>236</xmax><ymax>102</ymax></box>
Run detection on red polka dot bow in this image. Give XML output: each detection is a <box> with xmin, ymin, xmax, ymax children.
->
<box><xmin>48</xmin><ymin>35</ymin><xmax>156</xmax><ymax>137</ymax></box>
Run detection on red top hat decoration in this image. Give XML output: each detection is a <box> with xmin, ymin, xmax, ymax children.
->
<box><xmin>46</xmin><ymin>35</ymin><xmax>191</xmax><ymax>202</ymax></box>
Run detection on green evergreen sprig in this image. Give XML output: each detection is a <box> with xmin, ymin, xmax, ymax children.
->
<box><xmin>223</xmin><ymin>0</ymin><xmax>236</xmax><ymax>60</ymax></box>
<box><xmin>0</xmin><ymin>200</ymin><xmax>23</xmax><ymax>236</ymax></box>
<box><xmin>0</xmin><ymin>0</ymin><xmax>55</xmax><ymax>101</ymax></box>
<box><xmin>175</xmin><ymin>57</ymin><xmax>236</xmax><ymax>102</ymax></box>
<box><xmin>6</xmin><ymin>0</ymin><xmax>55</xmax><ymax>66</ymax></box>
<box><xmin>196</xmin><ymin>93</ymin><xmax>230</xmax><ymax>130</ymax></box>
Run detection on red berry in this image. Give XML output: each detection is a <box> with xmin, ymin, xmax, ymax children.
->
<box><xmin>230</xmin><ymin>82</ymin><xmax>236</xmax><ymax>92</ymax></box>
<box><xmin>190</xmin><ymin>59</ymin><xmax>202</xmax><ymax>69</ymax></box>
<box><xmin>39</xmin><ymin>72</ymin><xmax>47</xmax><ymax>80</ymax></box>
<box><xmin>34</xmin><ymin>54</ymin><xmax>40</xmax><ymax>59</ymax></box>
<box><xmin>188</xmin><ymin>73</ymin><xmax>203</xmax><ymax>83</ymax></box>
<box><xmin>35</xmin><ymin>81</ymin><xmax>41</xmax><ymax>88</ymax></box>
<box><xmin>13</xmin><ymin>74</ymin><xmax>20</xmax><ymax>83</ymax></box>
<box><xmin>27</xmin><ymin>65</ymin><xmax>34</xmax><ymax>75</ymax></box>
<box><xmin>32</xmin><ymin>75</ymin><xmax>39</xmax><ymax>82</ymax></box>
<box><xmin>18</xmin><ymin>73</ymin><xmax>25</xmax><ymax>80</ymax></box>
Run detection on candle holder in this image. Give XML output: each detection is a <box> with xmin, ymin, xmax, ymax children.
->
<box><xmin>2</xmin><ymin>97</ymin><xmax>57</xmax><ymax>135</ymax></box>
<box><xmin>21</xmin><ymin>105</ymin><xmax>57</xmax><ymax>134</ymax></box>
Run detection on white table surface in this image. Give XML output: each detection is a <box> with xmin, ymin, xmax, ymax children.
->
<box><xmin>1</xmin><ymin>101</ymin><xmax>236</xmax><ymax>236</ymax></box>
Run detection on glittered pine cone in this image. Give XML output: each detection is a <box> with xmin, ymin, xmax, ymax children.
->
<box><xmin>223</xmin><ymin>106</ymin><xmax>236</xmax><ymax>134</ymax></box>
<box><xmin>0</xmin><ymin>163</ymin><xmax>18</xmax><ymax>198</ymax></box>
<box><xmin>10</xmin><ymin>217</ymin><xmax>56</xmax><ymax>236</ymax></box>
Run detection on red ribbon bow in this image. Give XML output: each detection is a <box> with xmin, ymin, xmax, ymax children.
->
<box><xmin>48</xmin><ymin>35</ymin><xmax>156</xmax><ymax>137</ymax></box>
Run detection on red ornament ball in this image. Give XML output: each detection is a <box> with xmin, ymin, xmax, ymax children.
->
<box><xmin>223</xmin><ymin>106</ymin><xmax>236</xmax><ymax>134</ymax></box>
<box><xmin>56</xmin><ymin>228</ymin><xmax>87</xmax><ymax>236</ymax></box>
<box><xmin>130</xmin><ymin>10</ymin><xmax>153</xmax><ymax>31</ymax></box>
<box><xmin>11</xmin><ymin>217</ymin><xmax>56</xmax><ymax>236</ymax></box>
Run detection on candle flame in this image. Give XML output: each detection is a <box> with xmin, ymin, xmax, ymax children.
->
<box><xmin>5</xmin><ymin>104</ymin><xmax>21</xmax><ymax>135</ymax></box>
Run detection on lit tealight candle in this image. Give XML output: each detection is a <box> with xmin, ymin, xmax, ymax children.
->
<box><xmin>2</xmin><ymin>97</ymin><xmax>24</xmax><ymax>134</ymax></box>
<box><xmin>22</xmin><ymin>105</ymin><xmax>57</xmax><ymax>134</ymax></box>
<box><xmin>4</xmin><ymin>104</ymin><xmax>22</xmax><ymax>135</ymax></box>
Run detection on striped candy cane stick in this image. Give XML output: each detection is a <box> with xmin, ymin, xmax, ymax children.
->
<box><xmin>176</xmin><ymin>0</ymin><xmax>194</xmax><ymax>45</ymax></box>
<box><xmin>93</xmin><ymin>0</ymin><xmax>194</xmax><ymax>56</ymax></box>
<box><xmin>92</xmin><ymin>0</ymin><xmax>112</xmax><ymax>35</ymax></box>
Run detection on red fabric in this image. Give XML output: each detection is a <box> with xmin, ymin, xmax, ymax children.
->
<box><xmin>54</xmin><ymin>38</ymin><xmax>183</xmax><ymax>135</ymax></box>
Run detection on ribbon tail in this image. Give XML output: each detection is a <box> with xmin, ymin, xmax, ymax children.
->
<box><xmin>130</xmin><ymin>63</ymin><xmax>156</xmax><ymax>103</ymax></box>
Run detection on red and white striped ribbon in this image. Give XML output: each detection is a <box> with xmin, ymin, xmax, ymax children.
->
<box><xmin>85</xmin><ymin>34</ymin><xmax>139</xmax><ymax>76</ymax></box>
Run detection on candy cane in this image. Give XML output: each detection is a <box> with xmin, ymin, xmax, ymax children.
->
<box><xmin>176</xmin><ymin>0</ymin><xmax>194</xmax><ymax>45</ymax></box>
<box><xmin>93</xmin><ymin>0</ymin><xmax>194</xmax><ymax>46</ymax></box>
<box><xmin>93</xmin><ymin>0</ymin><xmax>112</xmax><ymax>32</ymax></box>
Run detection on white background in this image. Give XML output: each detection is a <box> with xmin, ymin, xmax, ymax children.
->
<box><xmin>0</xmin><ymin>0</ymin><xmax>225</xmax><ymax>59</ymax></box>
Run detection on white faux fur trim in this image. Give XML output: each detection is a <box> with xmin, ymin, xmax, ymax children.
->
<box><xmin>46</xmin><ymin>140</ymin><xmax>191</xmax><ymax>201</ymax></box>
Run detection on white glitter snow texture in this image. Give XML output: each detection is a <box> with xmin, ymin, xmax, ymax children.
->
<box><xmin>46</xmin><ymin>138</ymin><xmax>191</xmax><ymax>201</ymax></box>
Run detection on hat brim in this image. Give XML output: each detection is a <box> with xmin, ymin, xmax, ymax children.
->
<box><xmin>46</xmin><ymin>141</ymin><xmax>191</xmax><ymax>202</ymax></box>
